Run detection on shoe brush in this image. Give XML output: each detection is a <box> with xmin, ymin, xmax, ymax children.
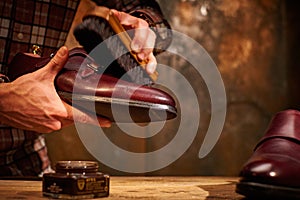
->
<box><xmin>73</xmin><ymin>9</ymin><xmax>158</xmax><ymax>85</ymax></box>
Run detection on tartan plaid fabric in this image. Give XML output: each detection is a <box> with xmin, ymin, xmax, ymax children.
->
<box><xmin>0</xmin><ymin>0</ymin><xmax>170</xmax><ymax>176</ymax></box>
<box><xmin>0</xmin><ymin>0</ymin><xmax>80</xmax><ymax>74</ymax></box>
<box><xmin>0</xmin><ymin>0</ymin><xmax>171</xmax><ymax>73</ymax></box>
<box><xmin>0</xmin><ymin>0</ymin><xmax>80</xmax><ymax>177</ymax></box>
<box><xmin>0</xmin><ymin>127</ymin><xmax>53</xmax><ymax>176</ymax></box>
<box><xmin>94</xmin><ymin>0</ymin><xmax>163</xmax><ymax>14</ymax></box>
<box><xmin>0</xmin><ymin>0</ymin><xmax>79</xmax><ymax>176</ymax></box>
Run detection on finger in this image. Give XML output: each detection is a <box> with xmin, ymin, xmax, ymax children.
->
<box><xmin>60</xmin><ymin>116</ymin><xmax>112</xmax><ymax>128</ymax></box>
<box><xmin>136</xmin><ymin>29</ymin><xmax>156</xmax><ymax>60</ymax></box>
<box><xmin>131</xmin><ymin>28</ymin><xmax>150</xmax><ymax>54</ymax></box>
<box><xmin>44</xmin><ymin>46</ymin><xmax>68</xmax><ymax>78</ymax></box>
<box><xmin>62</xmin><ymin>102</ymin><xmax>112</xmax><ymax>128</ymax></box>
<box><xmin>3</xmin><ymin>117</ymin><xmax>62</xmax><ymax>134</ymax></box>
<box><xmin>111</xmin><ymin>10</ymin><xmax>150</xmax><ymax>52</ymax></box>
<box><xmin>37</xmin><ymin>121</ymin><xmax>62</xmax><ymax>133</ymax></box>
<box><xmin>145</xmin><ymin>53</ymin><xmax>157</xmax><ymax>74</ymax></box>
<box><xmin>111</xmin><ymin>9</ymin><xmax>148</xmax><ymax>28</ymax></box>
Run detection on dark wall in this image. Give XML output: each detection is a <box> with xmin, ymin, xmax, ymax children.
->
<box><xmin>149</xmin><ymin>0</ymin><xmax>298</xmax><ymax>175</ymax></box>
<box><xmin>285</xmin><ymin>1</ymin><xmax>300</xmax><ymax>109</ymax></box>
<box><xmin>46</xmin><ymin>0</ymin><xmax>300</xmax><ymax>176</ymax></box>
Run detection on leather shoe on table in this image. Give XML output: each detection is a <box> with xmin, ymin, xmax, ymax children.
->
<box><xmin>236</xmin><ymin>109</ymin><xmax>300</xmax><ymax>199</ymax></box>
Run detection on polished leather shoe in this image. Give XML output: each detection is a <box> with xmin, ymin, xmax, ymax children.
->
<box><xmin>7</xmin><ymin>48</ymin><xmax>177</xmax><ymax>123</ymax></box>
<box><xmin>236</xmin><ymin>109</ymin><xmax>300</xmax><ymax>199</ymax></box>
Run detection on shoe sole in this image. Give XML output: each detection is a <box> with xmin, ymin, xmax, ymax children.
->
<box><xmin>236</xmin><ymin>181</ymin><xmax>300</xmax><ymax>200</ymax></box>
<box><xmin>58</xmin><ymin>91</ymin><xmax>177</xmax><ymax>123</ymax></box>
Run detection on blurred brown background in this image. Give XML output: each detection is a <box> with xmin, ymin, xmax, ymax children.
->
<box><xmin>45</xmin><ymin>0</ymin><xmax>300</xmax><ymax>176</ymax></box>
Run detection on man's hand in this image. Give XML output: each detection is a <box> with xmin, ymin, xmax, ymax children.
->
<box><xmin>111</xmin><ymin>9</ymin><xmax>157</xmax><ymax>75</ymax></box>
<box><xmin>0</xmin><ymin>46</ymin><xmax>111</xmax><ymax>133</ymax></box>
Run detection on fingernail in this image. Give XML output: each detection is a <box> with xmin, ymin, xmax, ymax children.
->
<box><xmin>105</xmin><ymin>122</ymin><xmax>112</xmax><ymax>128</ymax></box>
<box><xmin>138</xmin><ymin>53</ymin><xmax>145</xmax><ymax>61</ymax></box>
<box><xmin>131</xmin><ymin>42</ymin><xmax>141</xmax><ymax>52</ymax></box>
<box><xmin>102</xmin><ymin>120</ymin><xmax>112</xmax><ymax>128</ymax></box>
<box><xmin>58</xmin><ymin>46</ymin><xmax>67</xmax><ymax>56</ymax></box>
<box><xmin>147</xmin><ymin>62</ymin><xmax>156</xmax><ymax>74</ymax></box>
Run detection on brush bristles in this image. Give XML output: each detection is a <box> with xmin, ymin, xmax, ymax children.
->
<box><xmin>73</xmin><ymin>16</ymin><xmax>153</xmax><ymax>85</ymax></box>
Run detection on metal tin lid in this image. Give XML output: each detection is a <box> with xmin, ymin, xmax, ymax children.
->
<box><xmin>55</xmin><ymin>161</ymin><xmax>98</xmax><ymax>174</ymax></box>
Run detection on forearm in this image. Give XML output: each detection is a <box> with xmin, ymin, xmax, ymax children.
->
<box><xmin>0</xmin><ymin>82</ymin><xmax>18</xmax><ymax>126</ymax></box>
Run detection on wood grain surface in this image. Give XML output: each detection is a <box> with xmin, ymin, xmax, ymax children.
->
<box><xmin>0</xmin><ymin>176</ymin><xmax>244</xmax><ymax>200</ymax></box>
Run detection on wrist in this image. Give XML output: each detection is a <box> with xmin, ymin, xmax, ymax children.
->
<box><xmin>0</xmin><ymin>81</ymin><xmax>11</xmax><ymax>106</ymax></box>
<box><xmin>0</xmin><ymin>81</ymin><xmax>12</xmax><ymax>126</ymax></box>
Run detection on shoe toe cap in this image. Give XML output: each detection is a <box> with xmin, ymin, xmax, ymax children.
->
<box><xmin>240</xmin><ymin>155</ymin><xmax>300</xmax><ymax>187</ymax></box>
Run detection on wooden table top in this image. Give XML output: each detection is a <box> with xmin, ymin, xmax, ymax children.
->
<box><xmin>0</xmin><ymin>176</ymin><xmax>244</xmax><ymax>200</ymax></box>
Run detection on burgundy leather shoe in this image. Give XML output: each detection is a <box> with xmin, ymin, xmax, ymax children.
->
<box><xmin>236</xmin><ymin>109</ymin><xmax>300</xmax><ymax>199</ymax></box>
<box><xmin>7</xmin><ymin>48</ymin><xmax>177</xmax><ymax>123</ymax></box>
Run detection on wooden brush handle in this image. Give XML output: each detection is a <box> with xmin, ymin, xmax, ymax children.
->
<box><xmin>107</xmin><ymin>11</ymin><xmax>158</xmax><ymax>81</ymax></box>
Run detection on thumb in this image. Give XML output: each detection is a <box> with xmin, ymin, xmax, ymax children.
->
<box><xmin>44</xmin><ymin>46</ymin><xmax>68</xmax><ymax>77</ymax></box>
